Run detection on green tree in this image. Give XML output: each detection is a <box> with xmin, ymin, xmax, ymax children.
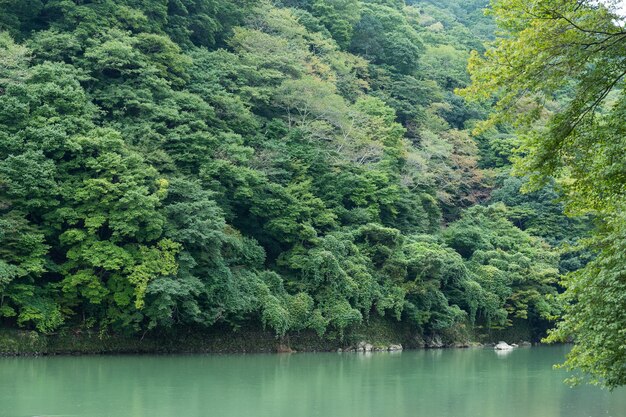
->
<box><xmin>460</xmin><ymin>0</ymin><xmax>626</xmax><ymax>387</ymax></box>
<box><xmin>350</xmin><ymin>2</ymin><xmax>424</xmax><ymax>74</ymax></box>
<box><xmin>311</xmin><ymin>0</ymin><xmax>361</xmax><ymax>49</ymax></box>
<box><xmin>0</xmin><ymin>0</ymin><xmax>591</xmax><ymax>355</ymax></box>
<box><xmin>445</xmin><ymin>204</ymin><xmax>561</xmax><ymax>329</ymax></box>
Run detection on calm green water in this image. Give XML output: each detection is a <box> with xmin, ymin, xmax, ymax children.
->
<box><xmin>1</xmin><ymin>346</ymin><xmax>625</xmax><ymax>417</ymax></box>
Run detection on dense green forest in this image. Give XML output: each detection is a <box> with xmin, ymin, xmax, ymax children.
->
<box><xmin>463</xmin><ymin>0</ymin><xmax>626</xmax><ymax>388</ymax></box>
<box><xmin>1</xmin><ymin>0</ymin><xmax>620</xmax><ymax>385</ymax></box>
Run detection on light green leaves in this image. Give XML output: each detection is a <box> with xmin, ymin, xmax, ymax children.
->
<box><xmin>462</xmin><ymin>0</ymin><xmax>626</xmax><ymax>386</ymax></box>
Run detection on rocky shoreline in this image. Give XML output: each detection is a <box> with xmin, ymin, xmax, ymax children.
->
<box><xmin>0</xmin><ymin>327</ymin><xmax>540</xmax><ymax>357</ymax></box>
<box><xmin>336</xmin><ymin>339</ymin><xmax>534</xmax><ymax>354</ymax></box>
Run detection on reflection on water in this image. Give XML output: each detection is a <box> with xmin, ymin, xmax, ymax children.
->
<box><xmin>1</xmin><ymin>346</ymin><xmax>625</xmax><ymax>417</ymax></box>
<box><xmin>494</xmin><ymin>349</ymin><xmax>514</xmax><ymax>357</ymax></box>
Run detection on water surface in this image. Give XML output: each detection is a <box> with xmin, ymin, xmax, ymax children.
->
<box><xmin>1</xmin><ymin>346</ymin><xmax>625</xmax><ymax>417</ymax></box>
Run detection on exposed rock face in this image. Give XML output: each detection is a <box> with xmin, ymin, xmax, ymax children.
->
<box><xmin>519</xmin><ymin>341</ymin><xmax>532</xmax><ymax>347</ymax></box>
<box><xmin>494</xmin><ymin>341</ymin><xmax>514</xmax><ymax>350</ymax></box>
<box><xmin>277</xmin><ymin>344</ymin><xmax>295</xmax><ymax>353</ymax></box>
<box><xmin>412</xmin><ymin>335</ymin><xmax>426</xmax><ymax>348</ymax></box>
<box><xmin>425</xmin><ymin>335</ymin><xmax>444</xmax><ymax>348</ymax></box>
<box><xmin>351</xmin><ymin>341</ymin><xmax>403</xmax><ymax>352</ymax></box>
<box><xmin>354</xmin><ymin>341</ymin><xmax>373</xmax><ymax>352</ymax></box>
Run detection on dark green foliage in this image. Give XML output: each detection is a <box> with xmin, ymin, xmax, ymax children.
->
<box><xmin>445</xmin><ymin>204</ymin><xmax>562</xmax><ymax>328</ymax></box>
<box><xmin>350</xmin><ymin>2</ymin><xmax>423</xmax><ymax>74</ymax></box>
<box><xmin>311</xmin><ymin>0</ymin><xmax>361</xmax><ymax>48</ymax></box>
<box><xmin>0</xmin><ymin>0</ymin><xmax>586</xmax><ymax>350</ymax></box>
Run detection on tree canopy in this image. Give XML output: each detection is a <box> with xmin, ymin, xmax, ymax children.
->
<box><xmin>0</xmin><ymin>0</ymin><xmax>597</xmax><ymax>385</ymax></box>
<box><xmin>461</xmin><ymin>0</ymin><xmax>626</xmax><ymax>388</ymax></box>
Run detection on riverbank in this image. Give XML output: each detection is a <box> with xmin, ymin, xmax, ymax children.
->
<box><xmin>0</xmin><ymin>319</ymin><xmax>536</xmax><ymax>356</ymax></box>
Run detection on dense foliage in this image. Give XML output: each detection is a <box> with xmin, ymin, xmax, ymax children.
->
<box><xmin>461</xmin><ymin>0</ymin><xmax>625</xmax><ymax>388</ymax></box>
<box><xmin>0</xmin><ymin>0</ymin><xmax>586</xmax><ymax>351</ymax></box>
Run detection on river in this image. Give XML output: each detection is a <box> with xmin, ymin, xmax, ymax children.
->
<box><xmin>1</xmin><ymin>345</ymin><xmax>625</xmax><ymax>417</ymax></box>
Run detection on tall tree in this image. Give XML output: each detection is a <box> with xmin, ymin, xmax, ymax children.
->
<box><xmin>460</xmin><ymin>0</ymin><xmax>626</xmax><ymax>388</ymax></box>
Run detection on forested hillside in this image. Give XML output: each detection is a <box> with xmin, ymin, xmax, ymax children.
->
<box><xmin>0</xmin><ymin>0</ymin><xmax>587</xmax><ymax>343</ymax></box>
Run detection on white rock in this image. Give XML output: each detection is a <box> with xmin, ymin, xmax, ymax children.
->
<box><xmin>494</xmin><ymin>341</ymin><xmax>514</xmax><ymax>350</ymax></box>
